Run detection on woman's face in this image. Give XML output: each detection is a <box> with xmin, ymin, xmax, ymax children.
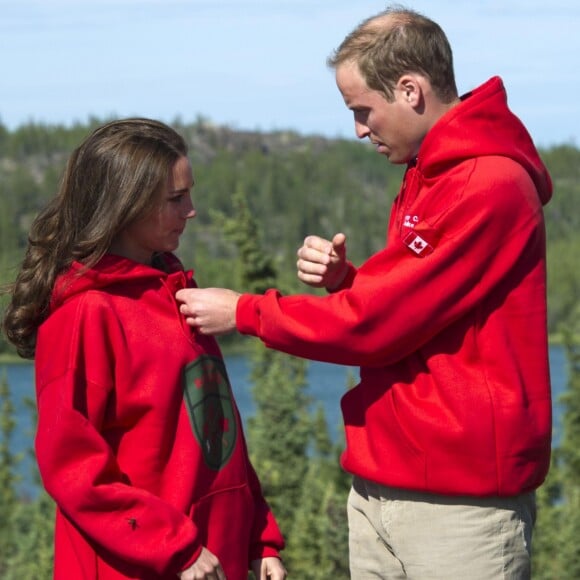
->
<box><xmin>111</xmin><ymin>155</ymin><xmax>196</xmax><ymax>264</ymax></box>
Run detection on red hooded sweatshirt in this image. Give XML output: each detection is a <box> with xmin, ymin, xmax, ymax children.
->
<box><xmin>236</xmin><ymin>77</ymin><xmax>553</xmax><ymax>497</ymax></box>
<box><xmin>34</xmin><ymin>253</ymin><xmax>284</xmax><ymax>579</ymax></box>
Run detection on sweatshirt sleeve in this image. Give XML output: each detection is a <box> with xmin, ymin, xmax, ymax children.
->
<box><xmin>35</xmin><ymin>295</ymin><xmax>201</xmax><ymax>576</ymax></box>
<box><xmin>236</xmin><ymin>159</ymin><xmax>545</xmax><ymax>367</ymax></box>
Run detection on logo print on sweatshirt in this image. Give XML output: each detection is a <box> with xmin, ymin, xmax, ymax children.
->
<box><xmin>403</xmin><ymin>214</ymin><xmax>419</xmax><ymax>228</ymax></box>
<box><xmin>403</xmin><ymin>231</ymin><xmax>434</xmax><ymax>257</ymax></box>
<box><xmin>183</xmin><ymin>355</ymin><xmax>237</xmax><ymax>470</ymax></box>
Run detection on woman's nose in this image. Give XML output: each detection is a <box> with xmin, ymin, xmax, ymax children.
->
<box><xmin>184</xmin><ymin>197</ymin><xmax>196</xmax><ymax>219</ymax></box>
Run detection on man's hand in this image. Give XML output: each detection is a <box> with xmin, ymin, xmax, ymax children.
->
<box><xmin>296</xmin><ymin>232</ymin><xmax>348</xmax><ymax>290</ymax></box>
<box><xmin>176</xmin><ymin>288</ymin><xmax>241</xmax><ymax>336</ymax></box>
<box><xmin>250</xmin><ymin>557</ymin><xmax>287</xmax><ymax>580</ymax></box>
<box><xmin>178</xmin><ymin>547</ymin><xmax>226</xmax><ymax>579</ymax></box>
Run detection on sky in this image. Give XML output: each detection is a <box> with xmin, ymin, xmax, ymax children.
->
<box><xmin>1</xmin><ymin>0</ymin><xmax>578</xmax><ymax>148</ymax></box>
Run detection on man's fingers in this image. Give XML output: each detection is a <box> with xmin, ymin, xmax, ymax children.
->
<box><xmin>175</xmin><ymin>288</ymin><xmax>193</xmax><ymax>303</ymax></box>
<box><xmin>303</xmin><ymin>234</ymin><xmax>331</xmax><ymax>251</ymax></box>
<box><xmin>297</xmin><ymin>244</ymin><xmax>330</xmax><ymax>264</ymax></box>
<box><xmin>296</xmin><ymin>256</ymin><xmax>328</xmax><ymax>275</ymax></box>
<box><xmin>297</xmin><ymin>269</ymin><xmax>326</xmax><ymax>288</ymax></box>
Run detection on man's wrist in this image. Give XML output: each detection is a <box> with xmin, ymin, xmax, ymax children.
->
<box><xmin>326</xmin><ymin>264</ymin><xmax>350</xmax><ymax>292</ymax></box>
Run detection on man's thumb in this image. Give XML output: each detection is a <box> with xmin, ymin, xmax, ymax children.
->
<box><xmin>332</xmin><ymin>232</ymin><xmax>347</xmax><ymax>255</ymax></box>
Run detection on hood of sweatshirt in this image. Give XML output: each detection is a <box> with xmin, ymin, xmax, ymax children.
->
<box><xmin>417</xmin><ymin>76</ymin><xmax>552</xmax><ymax>206</ymax></box>
<box><xmin>50</xmin><ymin>252</ymin><xmax>191</xmax><ymax>313</ymax></box>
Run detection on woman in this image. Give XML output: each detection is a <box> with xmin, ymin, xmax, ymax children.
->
<box><xmin>2</xmin><ymin>118</ymin><xmax>286</xmax><ymax>580</ymax></box>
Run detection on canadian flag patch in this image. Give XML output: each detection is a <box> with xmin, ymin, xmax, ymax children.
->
<box><xmin>403</xmin><ymin>231</ymin><xmax>434</xmax><ymax>257</ymax></box>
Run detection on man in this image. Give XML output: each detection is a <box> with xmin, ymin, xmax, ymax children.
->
<box><xmin>177</xmin><ymin>6</ymin><xmax>552</xmax><ymax>578</ymax></box>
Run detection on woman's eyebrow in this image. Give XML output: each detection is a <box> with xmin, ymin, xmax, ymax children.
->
<box><xmin>169</xmin><ymin>182</ymin><xmax>194</xmax><ymax>194</ymax></box>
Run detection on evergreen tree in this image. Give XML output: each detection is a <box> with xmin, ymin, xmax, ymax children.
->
<box><xmin>0</xmin><ymin>372</ymin><xmax>19</xmax><ymax>575</ymax></box>
<box><xmin>4</xmin><ymin>491</ymin><xmax>54</xmax><ymax>579</ymax></box>
<box><xmin>246</xmin><ymin>351</ymin><xmax>311</xmax><ymax>536</ymax></box>
<box><xmin>533</xmin><ymin>454</ymin><xmax>564</xmax><ymax>579</ymax></box>
<box><xmin>0</xmin><ymin>376</ymin><xmax>54</xmax><ymax>578</ymax></box>
<box><xmin>216</xmin><ymin>189</ymin><xmax>356</xmax><ymax>573</ymax></box>
<box><xmin>217</xmin><ymin>187</ymin><xmax>312</xmax><ymax>537</ymax></box>
<box><xmin>216</xmin><ymin>186</ymin><xmax>278</xmax><ymax>295</ymax></box>
<box><xmin>551</xmin><ymin>316</ymin><xmax>580</xmax><ymax>576</ymax></box>
<box><xmin>3</xmin><ymin>119</ymin><xmax>580</xmax><ymax>575</ymax></box>
<box><xmin>1</xmin><ymin>119</ymin><xmax>580</xmax><ymax>333</ymax></box>
<box><xmin>533</xmin><ymin>309</ymin><xmax>580</xmax><ymax>578</ymax></box>
<box><xmin>317</xmin><ymin>482</ymin><xmax>350</xmax><ymax>578</ymax></box>
<box><xmin>284</xmin><ymin>405</ymin><xmax>350</xmax><ymax>578</ymax></box>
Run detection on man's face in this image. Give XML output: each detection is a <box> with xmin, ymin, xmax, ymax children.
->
<box><xmin>336</xmin><ymin>62</ymin><xmax>423</xmax><ymax>164</ymax></box>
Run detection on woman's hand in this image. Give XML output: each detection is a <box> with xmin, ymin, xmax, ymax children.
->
<box><xmin>178</xmin><ymin>547</ymin><xmax>226</xmax><ymax>579</ymax></box>
<box><xmin>250</xmin><ymin>556</ymin><xmax>287</xmax><ymax>579</ymax></box>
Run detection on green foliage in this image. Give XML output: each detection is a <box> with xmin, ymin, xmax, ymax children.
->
<box><xmin>546</xmin><ymin>236</ymin><xmax>580</xmax><ymax>332</ymax></box>
<box><xmin>0</xmin><ymin>373</ymin><xmax>54</xmax><ymax>578</ymax></box>
<box><xmin>3</xmin><ymin>492</ymin><xmax>54</xmax><ymax>579</ymax></box>
<box><xmin>1</xmin><ymin>120</ymin><xmax>579</xmax><ymax>576</ymax></box>
<box><xmin>217</xmin><ymin>185</ymin><xmax>352</xmax><ymax>575</ymax></box>
<box><xmin>1</xmin><ymin>119</ymin><xmax>578</xmax><ymax>340</ymax></box>
<box><xmin>0</xmin><ymin>373</ymin><xmax>19</xmax><ymax>575</ymax></box>
<box><xmin>0</xmin><ymin>373</ymin><xmax>18</xmax><ymax>497</ymax></box>
<box><xmin>247</xmin><ymin>348</ymin><xmax>312</xmax><ymax>534</ymax></box>
<box><xmin>533</xmin><ymin>310</ymin><xmax>580</xmax><ymax>578</ymax></box>
<box><xmin>216</xmin><ymin>186</ymin><xmax>313</xmax><ymax>533</ymax></box>
<box><xmin>214</xmin><ymin>186</ymin><xmax>278</xmax><ymax>294</ymax></box>
<box><xmin>285</xmin><ymin>459</ymin><xmax>350</xmax><ymax>579</ymax></box>
<box><xmin>284</xmin><ymin>406</ymin><xmax>351</xmax><ymax>578</ymax></box>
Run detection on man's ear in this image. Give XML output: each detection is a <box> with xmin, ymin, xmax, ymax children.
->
<box><xmin>397</xmin><ymin>75</ymin><xmax>422</xmax><ymax>107</ymax></box>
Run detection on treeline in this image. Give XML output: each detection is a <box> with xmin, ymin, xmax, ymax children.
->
<box><xmin>2</xmin><ymin>117</ymin><xmax>578</xmax><ymax>352</ymax></box>
<box><xmin>1</xmin><ymin>182</ymin><xmax>580</xmax><ymax>577</ymax></box>
<box><xmin>0</xmin><ymin>116</ymin><xmax>400</xmax><ymax>290</ymax></box>
<box><xmin>1</xmin><ymin>119</ymin><xmax>580</xmax><ymax>577</ymax></box>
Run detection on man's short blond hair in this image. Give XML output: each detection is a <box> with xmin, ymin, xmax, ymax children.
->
<box><xmin>328</xmin><ymin>6</ymin><xmax>458</xmax><ymax>103</ymax></box>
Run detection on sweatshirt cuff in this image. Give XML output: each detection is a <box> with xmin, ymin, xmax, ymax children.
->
<box><xmin>327</xmin><ymin>261</ymin><xmax>357</xmax><ymax>292</ymax></box>
<box><xmin>249</xmin><ymin>545</ymin><xmax>282</xmax><ymax>564</ymax></box>
<box><xmin>175</xmin><ymin>544</ymin><xmax>203</xmax><ymax>575</ymax></box>
<box><xmin>236</xmin><ymin>293</ymin><xmax>266</xmax><ymax>336</ymax></box>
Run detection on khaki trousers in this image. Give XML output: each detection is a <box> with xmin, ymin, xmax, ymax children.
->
<box><xmin>348</xmin><ymin>476</ymin><xmax>535</xmax><ymax>579</ymax></box>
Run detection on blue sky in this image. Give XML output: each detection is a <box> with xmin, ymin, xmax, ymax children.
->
<box><xmin>2</xmin><ymin>0</ymin><xmax>578</xmax><ymax>148</ymax></box>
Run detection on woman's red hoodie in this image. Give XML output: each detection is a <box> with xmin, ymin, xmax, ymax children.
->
<box><xmin>35</xmin><ymin>253</ymin><xmax>284</xmax><ymax>579</ymax></box>
<box><xmin>236</xmin><ymin>76</ymin><xmax>553</xmax><ymax>497</ymax></box>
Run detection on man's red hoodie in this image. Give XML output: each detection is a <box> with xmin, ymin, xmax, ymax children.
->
<box><xmin>35</xmin><ymin>253</ymin><xmax>284</xmax><ymax>579</ymax></box>
<box><xmin>236</xmin><ymin>76</ymin><xmax>553</xmax><ymax>497</ymax></box>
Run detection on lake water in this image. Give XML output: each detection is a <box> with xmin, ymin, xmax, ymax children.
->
<box><xmin>1</xmin><ymin>345</ymin><xmax>569</xmax><ymax>496</ymax></box>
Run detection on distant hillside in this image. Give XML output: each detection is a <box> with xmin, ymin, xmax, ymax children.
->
<box><xmin>1</xmin><ymin>118</ymin><xmax>579</xmax><ymax>347</ymax></box>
